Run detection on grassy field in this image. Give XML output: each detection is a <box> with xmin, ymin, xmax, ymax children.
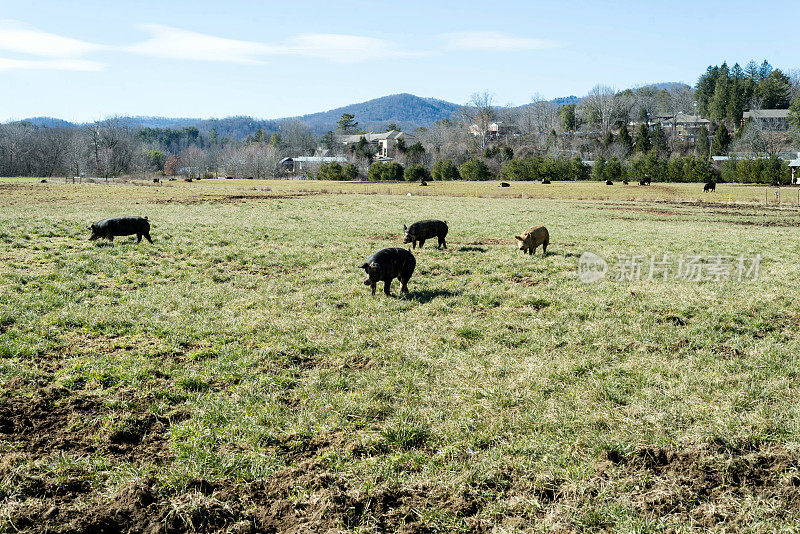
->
<box><xmin>14</xmin><ymin>175</ymin><xmax>800</xmax><ymax>206</ymax></box>
<box><xmin>2</xmin><ymin>178</ymin><xmax>800</xmax><ymax>532</ymax></box>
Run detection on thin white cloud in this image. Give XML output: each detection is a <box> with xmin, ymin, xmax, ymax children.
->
<box><xmin>0</xmin><ymin>21</ymin><xmax>554</xmax><ymax>73</ymax></box>
<box><xmin>0</xmin><ymin>21</ymin><xmax>104</xmax><ymax>58</ymax></box>
<box><xmin>283</xmin><ymin>33</ymin><xmax>427</xmax><ymax>62</ymax></box>
<box><xmin>0</xmin><ymin>57</ymin><xmax>103</xmax><ymax>71</ymax></box>
<box><xmin>127</xmin><ymin>25</ymin><xmax>424</xmax><ymax>64</ymax></box>
<box><xmin>441</xmin><ymin>31</ymin><xmax>558</xmax><ymax>52</ymax></box>
<box><xmin>126</xmin><ymin>24</ymin><xmax>279</xmax><ymax>64</ymax></box>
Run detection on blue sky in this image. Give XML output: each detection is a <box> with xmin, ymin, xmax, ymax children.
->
<box><xmin>1</xmin><ymin>0</ymin><xmax>798</xmax><ymax>122</ymax></box>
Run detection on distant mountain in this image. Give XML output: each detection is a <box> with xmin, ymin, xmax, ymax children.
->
<box><xmin>293</xmin><ymin>93</ymin><xmax>462</xmax><ymax>133</ymax></box>
<box><xmin>550</xmin><ymin>95</ymin><xmax>580</xmax><ymax>106</ymax></box>
<box><xmin>14</xmin><ymin>85</ymin><xmax>681</xmax><ymax>140</ymax></box>
<box><xmin>638</xmin><ymin>82</ymin><xmax>691</xmax><ymax>93</ymax></box>
<box><xmin>18</xmin><ymin>117</ymin><xmax>76</xmax><ymax>128</ymax></box>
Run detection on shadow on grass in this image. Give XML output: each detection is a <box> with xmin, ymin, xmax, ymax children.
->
<box><xmin>458</xmin><ymin>246</ymin><xmax>487</xmax><ymax>253</ymax></box>
<box><xmin>535</xmin><ymin>250</ymin><xmax>580</xmax><ymax>258</ymax></box>
<box><xmin>407</xmin><ymin>288</ymin><xmax>461</xmax><ymax>303</ymax></box>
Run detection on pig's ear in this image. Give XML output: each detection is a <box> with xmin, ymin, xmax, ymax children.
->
<box><xmin>360</xmin><ymin>263</ymin><xmax>369</xmax><ymax>270</ymax></box>
<box><xmin>514</xmin><ymin>235</ymin><xmax>523</xmax><ymax>241</ymax></box>
<box><xmin>402</xmin><ymin>224</ymin><xmax>407</xmax><ymax>231</ymax></box>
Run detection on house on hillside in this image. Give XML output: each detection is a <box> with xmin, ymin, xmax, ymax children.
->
<box><xmin>649</xmin><ymin>113</ymin><xmax>711</xmax><ymax>141</ymax></box>
<box><xmin>790</xmin><ymin>152</ymin><xmax>800</xmax><ymax>184</ymax></box>
<box><xmin>280</xmin><ymin>156</ymin><xmax>347</xmax><ymax>174</ymax></box>
<box><xmin>469</xmin><ymin>121</ymin><xmax>519</xmax><ymax>140</ymax></box>
<box><xmin>742</xmin><ymin>109</ymin><xmax>791</xmax><ymax>131</ymax></box>
<box><xmin>337</xmin><ymin>130</ymin><xmax>417</xmax><ymax>158</ymax></box>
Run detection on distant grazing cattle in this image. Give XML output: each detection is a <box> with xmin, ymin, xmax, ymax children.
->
<box><xmin>153</xmin><ymin>178</ymin><xmax>159</xmax><ymax>183</ymax></box>
<box><xmin>605</xmin><ymin>180</ymin><xmax>613</xmax><ymax>185</ymax></box>
<box><xmin>542</xmin><ymin>179</ymin><xmax>551</xmax><ymax>184</ymax></box>
<box><xmin>40</xmin><ymin>179</ymin><xmax>47</xmax><ymax>183</ymax></box>
<box><xmin>500</xmin><ymin>182</ymin><xmax>510</xmax><ymax>187</ymax></box>
<box><xmin>420</xmin><ymin>180</ymin><xmax>428</xmax><ymax>186</ymax></box>
<box><xmin>704</xmin><ymin>181</ymin><xmax>716</xmax><ymax>192</ymax></box>
<box><xmin>623</xmin><ymin>180</ymin><xmax>629</xmax><ymax>185</ymax></box>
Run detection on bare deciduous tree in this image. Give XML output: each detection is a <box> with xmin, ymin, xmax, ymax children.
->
<box><xmin>582</xmin><ymin>84</ymin><xmax>619</xmax><ymax>136</ymax></box>
<box><xmin>460</xmin><ymin>91</ymin><xmax>496</xmax><ymax>149</ymax></box>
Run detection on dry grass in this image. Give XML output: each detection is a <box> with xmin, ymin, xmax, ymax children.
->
<box><xmin>1</xmin><ymin>178</ymin><xmax>800</xmax><ymax>532</ymax></box>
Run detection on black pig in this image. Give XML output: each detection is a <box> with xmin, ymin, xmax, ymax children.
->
<box><xmin>361</xmin><ymin>248</ymin><xmax>416</xmax><ymax>296</ymax></box>
<box><xmin>403</xmin><ymin>219</ymin><xmax>448</xmax><ymax>249</ymax></box>
<box><xmin>89</xmin><ymin>217</ymin><xmax>152</xmax><ymax>243</ymax></box>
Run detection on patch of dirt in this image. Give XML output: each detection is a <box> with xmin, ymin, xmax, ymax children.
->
<box><xmin>151</xmin><ymin>192</ymin><xmax>319</xmax><ymax>205</ymax></box>
<box><xmin>596</xmin><ymin>442</ymin><xmax>800</xmax><ymax>529</ymax></box>
<box><xmin>0</xmin><ymin>386</ymin><xmax>175</xmax><ymax>463</ymax></box>
<box><xmin>5</xmin><ymin>460</ymin><xmax>487</xmax><ymax>533</ymax></box>
<box><xmin>719</xmin><ymin>218</ymin><xmax>800</xmax><ymax>227</ymax></box>
<box><xmin>460</xmin><ymin>238</ymin><xmax>513</xmax><ymax>246</ymax></box>
<box><xmin>509</xmin><ymin>275</ymin><xmax>542</xmax><ymax>286</ymax></box>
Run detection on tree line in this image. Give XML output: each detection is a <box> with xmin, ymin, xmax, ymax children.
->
<box><xmin>1</xmin><ymin>59</ymin><xmax>798</xmax><ymax>182</ymax></box>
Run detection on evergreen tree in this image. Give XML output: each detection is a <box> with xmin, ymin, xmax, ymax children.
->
<box><xmin>337</xmin><ymin>113</ymin><xmax>358</xmax><ymax>133</ymax></box>
<box><xmin>757</xmin><ymin>69</ymin><xmax>791</xmax><ymax>109</ymax></box>
<box><xmin>651</xmin><ymin>124</ymin><xmax>668</xmax><ymax>156</ymax></box>
<box><xmin>710</xmin><ymin>74</ymin><xmax>729</xmax><ymax>121</ymax></box>
<box><xmin>604</xmin><ymin>157</ymin><xmax>622</xmax><ymax>181</ymax></box>
<box><xmin>570</xmin><ymin>156</ymin><xmax>590</xmax><ymax>180</ymax></box>
<box><xmin>634</xmin><ymin>124</ymin><xmax>651</xmax><ymax>153</ymax></box>
<box><xmin>404</xmin><ymin>164</ymin><xmax>431</xmax><ymax>182</ymax></box>
<box><xmin>745</xmin><ymin>60</ymin><xmax>760</xmax><ymax>80</ymax></box>
<box><xmin>432</xmin><ymin>159</ymin><xmax>460</xmax><ymax>180</ymax></box>
<box><xmin>320</xmin><ymin>131</ymin><xmax>336</xmax><ymax>151</ymax></box>
<box><xmin>354</xmin><ymin>136</ymin><xmax>374</xmax><ymax>162</ymax></box>
<box><xmin>712</xmin><ymin>124</ymin><xmax>731</xmax><ymax>155</ymax></box>
<box><xmin>343</xmin><ymin>163</ymin><xmax>359</xmax><ymax>180</ymax></box>
<box><xmin>696</xmin><ymin>125</ymin><xmax>710</xmax><ymax>158</ymax></box>
<box><xmin>459</xmin><ymin>159</ymin><xmax>491</xmax><ymax>181</ymax></box>
<box><xmin>405</xmin><ymin>142</ymin><xmax>425</xmax><ymax>165</ymax></box>
<box><xmin>758</xmin><ymin>60</ymin><xmax>773</xmax><ymax>82</ymax></box>
<box><xmin>269</xmin><ymin>132</ymin><xmax>282</xmax><ymax>147</ymax></box>
<box><xmin>559</xmin><ymin>104</ymin><xmax>577</xmax><ymax>131</ymax></box>
<box><xmin>617</xmin><ymin>123</ymin><xmax>633</xmax><ymax>154</ymax></box>
<box><xmin>789</xmin><ymin>96</ymin><xmax>800</xmax><ymax>130</ymax></box>
<box><xmin>591</xmin><ymin>156</ymin><xmax>606</xmax><ymax>181</ymax></box>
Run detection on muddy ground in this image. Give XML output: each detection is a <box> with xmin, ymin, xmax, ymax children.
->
<box><xmin>2</xmin><ymin>386</ymin><xmax>799</xmax><ymax>532</ymax></box>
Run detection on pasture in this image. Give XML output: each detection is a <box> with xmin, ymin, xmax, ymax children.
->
<box><xmin>2</xmin><ymin>178</ymin><xmax>800</xmax><ymax>532</ymax></box>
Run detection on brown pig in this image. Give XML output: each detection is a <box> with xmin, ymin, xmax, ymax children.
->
<box><xmin>514</xmin><ymin>226</ymin><xmax>549</xmax><ymax>255</ymax></box>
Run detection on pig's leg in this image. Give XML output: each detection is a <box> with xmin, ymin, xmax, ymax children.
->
<box><xmin>370</xmin><ymin>282</ymin><xmax>376</xmax><ymax>295</ymax></box>
<box><xmin>419</xmin><ymin>239</ymin><xmax>425</xmax><ymax>248</ymax></box>
<box><xmin>136</xmin><ymin>234</ymin><xmax>142</xmax><ymax>243</ymax></box>
<box><xmin>399</xmin><ymin>278</ymin><xmax>409</xmax><ymax>294</ymax></box>
<box><xmin>144</xmin><ymin>232</ymin><xmax>153</xmax><ymax>244</ymax></box>
<box><xmin>384</xmin><ymin>280</ymin><xmax>392</xmax><ymax>296</ymax></box>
